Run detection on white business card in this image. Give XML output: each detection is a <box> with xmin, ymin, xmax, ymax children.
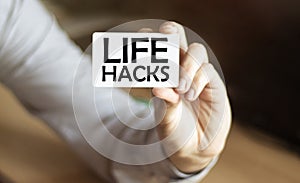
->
<box><xmin>92</xmin><ymin>32</ymin><xmax>179</xmax><ymax>87</ymax></box>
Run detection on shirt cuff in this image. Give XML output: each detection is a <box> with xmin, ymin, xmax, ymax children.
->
<box><xmin>168</xmin><ymin>156</ymin><xmax>219</xmax><ymax>182</ymax></box>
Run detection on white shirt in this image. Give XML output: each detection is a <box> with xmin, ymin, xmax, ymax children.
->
<box><xmin>0</xmin><ymin>0</ymin><xmax>217</xmax><ymax>182</ymax></box>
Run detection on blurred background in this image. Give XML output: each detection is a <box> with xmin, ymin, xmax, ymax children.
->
<box><xmin>0</xmin><ymin>0</ymin><xmax>299</xmax><ymax>182</ymax></box>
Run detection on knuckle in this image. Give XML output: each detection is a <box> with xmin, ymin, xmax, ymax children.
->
<box><xmin>182</xmin><ymin>61</ymin><xmax>195</xmax><ymax>75</ymax></box>
<box><xmin>203</xmin><ymin>63</ymin><xmax>214</xmax><ymax>71</ymax></box>
<box><xmin>188</xmin><ymin>43</ymin><xmax>209</xmax><ymax>63</ymax></box>
<box><xmin>189</xmin><ymin>43</ymin><xmax>207</xmax><ymax>53</ymax></box>
<box><xmin>193</xmin><ymin>71</ymin><xmax>202</xmax><ymax>85</ymax></box>
<box><xmin>202</xmin><ymin>63</ymin><xmax>215</xmax><ymax>78</ymax></box>
<box><xmin>165</xmin><ymin>21</ymin><xmax>177</xmax><ymax>26</ymax></box>
<box><xmin>167</xmin><ymin>21</ymin><xmax>185</xmax><ymax>31</ymax></box>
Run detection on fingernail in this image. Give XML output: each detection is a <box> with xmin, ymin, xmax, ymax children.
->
<box><xmin>160</xmin><ymin>24</ymin><xmax>178</xmax><ymax>33</ymax></box>
<box><xmin>177</xmin><ymin>78</ymin><xmax>186</xmax><ymax>91</ymax></box>
<box><xmin>185</xmin><ymin>89</ymin><xmax>195</xmax><ymax>101</ymax></box>
<box><xmin>139</xmin><ymin>28</ymin><xmax>153</xmax><ymax>33</ymax></box>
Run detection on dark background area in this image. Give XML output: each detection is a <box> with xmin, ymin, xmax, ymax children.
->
<box><xmin>51</xmin><ymin>0</ymin><xmax>300</xmax><ymax>152</ymax></box>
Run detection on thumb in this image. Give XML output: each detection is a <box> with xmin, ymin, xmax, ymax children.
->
<box><xmin>152</xmin><ymin>87</ymin><xmax>181</xmax><ymax>132</ymax></box>
<box><xmin>152</xmin><ymin>96</ymin><xmax>182</xmax><ymax>137</ymax></box>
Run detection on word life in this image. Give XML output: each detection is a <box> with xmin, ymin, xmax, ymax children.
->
<box><xmin>92</xmin><ymin>32</ymin><xmax>179</xmax><ymax>87</ymax></box>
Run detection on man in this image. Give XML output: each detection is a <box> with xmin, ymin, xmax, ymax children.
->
<box><xmin>0</xmin><ymin>0</ymin><xmax>231</xmax><ymax>182</ymax></box>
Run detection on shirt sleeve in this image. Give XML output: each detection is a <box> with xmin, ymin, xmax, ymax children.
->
<box><xmin>0</xmin><ymin>0</ymin><xmax>217</xmax><ymax>182</ymax></box>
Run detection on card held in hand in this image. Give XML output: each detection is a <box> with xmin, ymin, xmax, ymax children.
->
<box><xmin>92</xmin><ymin>32</ymin><xmax>179</xmax><ymax>87</ymax></box>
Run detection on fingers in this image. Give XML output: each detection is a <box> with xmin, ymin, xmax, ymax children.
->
<box><xmin>138</xmin><ymin>27</ymin><xmax>179</xmax><ymax>103</ymax></box>
<box><xmin>190</xmin><ymin>62</ymin><xmax>227</xmax><ymax>102</ymax></box>
<box><xmin>152</xmin><ymin>21</ymin><xmax>188</xmax><ymax>104</ymax></box>
<box><xmin>138</xmin><ymin>28</ymin><xmax>153</xmax><ymax>33</ymax></box>
<box><xmin>157</xmin><ymin>23</ymin><xmax>212</xmax><ymax>104</ymax></box>
<box><xmin>186</xmin><ymin>63</ymin><xmax>217</xmax><ymax>101</ymax></box>
<box><xmin>176</xmin><ymin>43</ymin><xmax>209</xmax><ymax>95</ymax></box>
<box><xmin>141</xmin><ymin>21</ymin><xmax>188</xmax><ymax>52</ymax></box>
<box><xmin>159</xmin><ymin>21</ymin><xmax>188</xmax><ymax>56</ymax></box>
<box><xmin>152</xmin><ymin>88</ymin><xmax>180</xmax><ymax>104</ymax></box>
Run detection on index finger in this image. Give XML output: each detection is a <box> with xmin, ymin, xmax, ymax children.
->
<box><xmin>159</xmin><ymin>21</ymin><xmax>188</xmax><ymax>57</ymax></box>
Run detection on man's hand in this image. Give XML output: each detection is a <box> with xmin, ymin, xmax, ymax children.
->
<box><xmin>149</xmin><ymin>21</ymin><xmax>231</xmax><ymax>173</ymax></box>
